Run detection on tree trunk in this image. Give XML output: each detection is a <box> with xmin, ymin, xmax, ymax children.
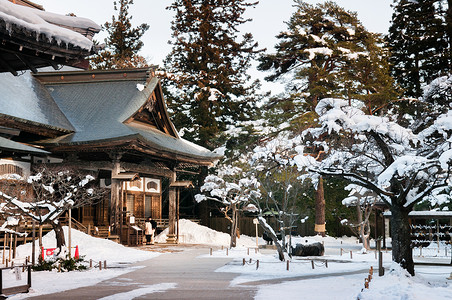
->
<box><xmin>356</xmin><ymin>204</ymin><xmax>369</xmax><ymax>249</ymax></box>
<box><xmin>230</xmin><ymin>205</ymin><xmax>238</xmax><ymax>248</ymax></box>
<box><xmin>52</xmin><ymin>222</ymin><xmax>66</xmax><ymax>254</ymax></box>
<box><xmin>390</xmin><ymin>205</ymin><xmax>414</xmax><ymax>276</ymax></box>
<box><xmin>447</xmin><ymin>0</ymin><xmax>452</xmax><ymax>68</ymax></box>
<box><xmin>257</xmin><ymin>217</ymin><xmax>285</xmax><ymax>261</ymax></box>
<box><xmin>315</xmin><ymin>176</ymin><xmax>326</xmax><ymax>236</ymax></box>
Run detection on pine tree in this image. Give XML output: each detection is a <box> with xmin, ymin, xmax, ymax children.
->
<box><xmin>258</xmin><ymin>1</ymin><xmax>397</xmax><ymax>137</ymax></box>
<box><xmin>163</xmin><ymin>0</ymin><xmax>263</xmax><ymax>150</ymax></box>
<box><xmin>90</xmin><ymin>0</ymin><xmax>149</xmax><ymax>69</ymax></box>
<box><xmin>388</xmin><ymin>0</ymin><xmax>451</xmax><ymax>98</ymax></box>
<box><xmin>258</xmin><ymin>1</ymin><xmax>397</xmax><ymax>236</ymax></box>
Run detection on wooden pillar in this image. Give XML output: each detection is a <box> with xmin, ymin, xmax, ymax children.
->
<box><xmin>166</xmin><ymin>172</ymin><xmax>177</xmax><ymax>244</ymax></box>
<box><xmin>110</xmin><ymin>159</ymin><xmax>121</xmax><ymax>235</ymax></box>
<box><xmin>68</xmin><ymin>209</ymin><xmax>72</xmax><ymax>257</ymax></box>
<box><xmin>32</xmin><ymin>220</ymin><xmax>36</xmax><ymax>265</ymax></box>
<box><xmin>119</xmin><ymin>182</ymin><xmax>124</xmax><ymax>244</ymax></box>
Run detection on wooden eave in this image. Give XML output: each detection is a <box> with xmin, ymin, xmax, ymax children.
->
<box><xmin>0</xmin><ymin>21</ymin><xmax>92</xmax><ymax>74</ymax></box>
<box><xmin>40</xmin><ymin>135</ymin><xmax>216</xmax><ymax>167</ymax></box>
<box><xmin>7</xmin><ymin>0</ymin><xmax>44</xmax><ymax>10</ymax></box>
<box><xmin>34</xmin><ymin>68</ymin><xmax>155</xmax><ymax>84</ymax></box>
<box><xmin>0</xmin><ymin>113</ymin><xmax>73</xmax><ymax>138</ymax></box>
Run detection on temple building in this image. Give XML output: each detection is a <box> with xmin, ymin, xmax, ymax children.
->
<box><xmin>0</xmin><ymin>0</ymin><xmax>221</xmax><ymax>244</ymax></box>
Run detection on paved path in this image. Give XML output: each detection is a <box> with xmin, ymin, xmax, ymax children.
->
<box><xmin>28</xmin><ymin>248</ymin><xmax>256</xmax><ymax>300</ymax></box>
<box><xmin>27</xmin><ymin>246</ymin><xmax>371</xmax><ymax>299</ymax></box>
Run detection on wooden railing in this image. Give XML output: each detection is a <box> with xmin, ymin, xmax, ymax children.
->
<box><xmin>59</xmin><ymin>217</ymin><xmax>88</xmax><ymax>233</ymax></box>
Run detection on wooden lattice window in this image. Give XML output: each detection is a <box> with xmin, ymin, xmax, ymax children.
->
<box><xmin>130</xmin><ymin>179</ymin><xmax>142</xmax><ymax>189</ymax></box>
<box><xmin>0</xmin><ymin>164</ymin><xmax>23</xmax><ymax>177</ymax></box>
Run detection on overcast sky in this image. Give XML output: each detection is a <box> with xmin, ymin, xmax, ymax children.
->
<box><xmin>36</xmin><ymin>0</ymin><xmax>393</xmax><ymax>93</ymax></box>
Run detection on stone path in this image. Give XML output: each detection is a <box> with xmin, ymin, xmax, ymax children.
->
<box><xmin>27</xmin><ymin>245</ymin><xmax>371</xmax><ymax>299</ymax></box>
<box><xmin>28</xmin><ymin>247</ymin><xmax>256</xmax><ymax>299</ymax></box>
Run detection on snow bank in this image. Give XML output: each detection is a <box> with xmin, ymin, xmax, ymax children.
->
<box><xmin>358</xmin><ymin>263</ymin><xmax>452</xmax><ymax>300</ymax></box>
<box><xmin>16</xmin><ymin>226</ymin><xmax>158</xmax><ymax>266</ymax></box>
<box><xmin>155</xmin><ymin>219</ymin><xmax>258</xmax><ymax>247</ymax></box>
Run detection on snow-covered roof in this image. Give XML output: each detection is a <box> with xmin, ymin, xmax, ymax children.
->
<box><xmin>0</xmin><ymin>136</ymin><xmax>49</xmax><ymax>155</ymax></box>
<box><xmin>0</xmin><ymin>0</ymin><xmax>100</xmax><ymax>74</ymax></box>
<box><xmin>29</xmin><ymin>68</ymin><xmax>221</xmax><ymax>165</ymax></box>
<box><xmin>384</xmin><ymin>211</ymin><xmax>452</xmax><ymax>218</ymax></box>
<box><xmin>0</xmin><ymin>0</ymin><xmax>99</xmax><ymax>50</ymax></box>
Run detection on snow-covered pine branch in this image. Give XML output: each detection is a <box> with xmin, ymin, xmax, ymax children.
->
<box><xmin>293</xmin><ymin>77</ymin><xmax>452</xmax><ymax>275</ymax></box>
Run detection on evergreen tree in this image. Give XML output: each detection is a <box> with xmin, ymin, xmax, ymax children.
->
<box><xmin>388</xmin><ymin>0</ymin><xmax>451</xmax><ymax>98</ymax></box>
<box><xmin>258</xmin><ymin>1</ymin><xmax>397</xmax><ymax>236</ymax></box>
<box><xmin>163</xmin><ymin>0</ymin><xmax>263</xmax><ymax>151</ymax></box>
<box><xmin>258</xmin><ymin>1</ymin><xmax>397</xmax><ymax>135</ymax></box>
<box><xmin>90</xmin><ymin>0</ymin><xmax>149</xmax><ymax>69</ymax></box>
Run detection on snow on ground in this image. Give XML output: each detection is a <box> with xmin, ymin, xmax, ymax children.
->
<box><xmin>16</xmin><ymin>226</ymin><xmax>158</xmax><ymax>266</ymax></box>
<box><xmin>201</xmin><ymin>234</ymin><xmax>452</xmax><ymax>299</ymax></box>
<box><xmin>155</xmin><ymin>219</ymin><xmax>259</xmax><ymax>248</ymax></box>
<box><xmin>5</xmin><ymin>227</ymin><xmax>159</xmax><ymax>299</ymax></box>
<box><xmin>2</xmin><ymin>221</ymin><xmax>452</xmax><ymax>299</ymax></box>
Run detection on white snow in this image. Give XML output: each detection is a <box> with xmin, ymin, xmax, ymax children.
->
<box><xmin>0</xmin><ymin>223</ymin><xmax>450</xmax><ymax>299</ymax></box>
<box><xmin>16</xmin><ymin>226</ymin><xmax>158</xmax><ymax>266</ymax></box>
<box><xmin>0</xmin><ymin>0</ymin><xmax>98</xmax><ymax>50</ymax></box>
<box><xmin>155</xmin><ymin>219</ymin><xmax>257</xmax><ymax>247</ymax></box>
<box><xmin>4</xmin><ymin>227</ymin><xmax>159</xmax><ymax>299</ymax></box>
<box><xmin>136</xmin><ymin>83</ymin><xmax>145</xmax><ymax>91</ymax></box>
<box><xmin>97</xmin><ymin>283</ymin><xmax>177</xmax><ymax>300</ymax></box>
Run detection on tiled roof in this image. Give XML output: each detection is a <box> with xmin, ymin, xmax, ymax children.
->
<box><xmin>0</xmin><ymin>72</ymin><xmax>74</xmax><ymax>132</ymax></box>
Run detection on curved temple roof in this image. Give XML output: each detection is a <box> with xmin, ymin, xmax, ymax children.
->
<box><xmin>30</xmin><ymin>68</ymin><xmax>221</xmax><ymax>165</ymax></box>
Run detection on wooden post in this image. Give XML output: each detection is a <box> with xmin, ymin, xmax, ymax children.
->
<box><xmin>286</xmin><ymin>260</ymin><xmax>290</xmax><ymax>271</ymax></box>
<box><xmin>68</xmin><ymin>209</ymin><xmax>72</xmax><ymax>258</ymax></box>
<box><xmin>167</xmin><ymin>188</ymin><xmax>177</xmax><ymax>243</ymax></box>
<box><xmin>2</xmin><ymin>233</ymin><xmax>5</xmax><ymax>265</ymax></box>
<box><xmin>210</xmin><ymin>248</ymin><xmax>212</xmax><ymax>256</ymax></box>
<box><xmin>104</xmin><ymin>260</ymin><xmax>107</xmax><ymax>269</ymax></box>
<box><xmin>90</xmin><ymin>259</ymin><xmax>93</xmax><ymax>268</ymax></box>
<box><xmin>27</xmin><ymin>265</ymin><xmax>31</xmax><ymax>288</ymax></box>
<box><xmin>350</xmin><ymin>251</ymin><xmax>353</xmax><ymax>259</ymax></box>
<box><xmin>9</xmin><ymin>233</ymin><xmax>12</xmax><ymax>262</ymax></box>
<box><xmin>378</xmin><ymin>239</ymin><xmax>384</xmax><ymax>276</ymax></box>
<box><xmin>32</xmin><ymin>220</ymin><xmax>36</xmax><ymax>265</ymax></box>
<box><xmin>226</xmin><ymin>248</ymin><xmax>229</xmax><ymax>256</ymax></box>
<box><xmin>111</xmin><ymin>159</ymin><xmax>121</xmax><ymax>235</ymax></box>
<box><xmin>256</xmin><ymin>260</ymin><xmax>259</xmax><ymax>270</ymax></box>
<box><xmin>38</xmin><ymin>225</ymin><xmax>43</xmax><ymax>251</ymax></box>
<box><xmin>99</xmin><ymin>261</ymin><xmax>102</xmax><ymax>270</ymax></box>
<box><xmin>176</xmin><ymin>188</ymin><xmax>180</xmax><ymax>244</ymax></box>
<box><xmin>119</xmin><ymin>182</ymin><xmax>124</xmax><ymax>244</ymax></box>
<box><xmin>311</xmin><ymin>260</ymin><xmax>315</xmax><ymax>269</ymax></box>
<box><xmin>13</xmin><ymin>230</ymin><xmax>17</xmax><ymax>259</ymax></box>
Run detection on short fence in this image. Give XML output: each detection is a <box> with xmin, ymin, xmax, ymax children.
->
<box><xmin>0</xmin><ymin>264</ymin><xmax>31</xmax><ymax>296</ymax></box>
<box><xmin>412</xmin><ymin>244</ymin><xmax>452</xmax><ymax>258</ymax></box>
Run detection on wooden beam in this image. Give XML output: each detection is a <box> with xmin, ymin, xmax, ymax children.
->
<box><xmin>0</xmin><ymin>55</ymin><xmax>18</xmax><ymax>76</ymax></box>
<box><xmin>46</xmin><ymin>160</ymin><xmax>175</xmax><ymax>178</ymax></box>
<box><xmin>14</xmin><ymin>53</ymin><xmax>37</xmax><ymax>73</ymax></box>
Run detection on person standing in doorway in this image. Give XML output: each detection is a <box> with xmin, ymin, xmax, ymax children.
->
<box><xmin>145</xmin><ymin>217</ymin><xmax>155</xmax><ymax>245</ymax></box>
